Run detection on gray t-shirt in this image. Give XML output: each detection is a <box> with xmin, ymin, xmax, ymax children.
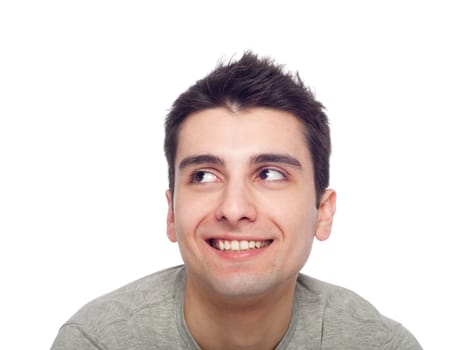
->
<box><xmin>51</xmin><ymin>265</ymin><xmax>422</xmax><ymax>349</ymax></box>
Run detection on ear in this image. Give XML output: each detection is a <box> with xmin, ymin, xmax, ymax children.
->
<box><xmin>314</xmin><ymin>189</ymin><xmax>337</xmax><ymax>241</ymax></box>
<box><xmin>166</xmin><ymin>190</ymin><xmax>177</xmax><ymax>243</ymax></box>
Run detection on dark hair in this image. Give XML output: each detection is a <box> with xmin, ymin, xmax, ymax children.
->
<box><xmin>164</xmin><ymin>52</ymin><xmax>330</xmax><ymax>207</ymax></box>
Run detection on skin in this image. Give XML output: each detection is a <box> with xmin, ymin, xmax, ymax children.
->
<box><xmin>166</xmin><ymin>107</ymin><xmax>336</xmax><ymax>350</ymax></box>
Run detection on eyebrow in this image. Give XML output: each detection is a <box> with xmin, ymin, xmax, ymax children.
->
<box><xmin>251</xmin><ymin>153</ymin><xmax>302</xmax><ymax>168</ymax></box>
<box><xmin>178</xmin><ymin>154</ymin><xmax>225</xmax><ymax>170</ymax></box>
<box><xmin>178</xmin><ymin>153</ymin><xmax>302</xmax><ymax>170</ymax></box>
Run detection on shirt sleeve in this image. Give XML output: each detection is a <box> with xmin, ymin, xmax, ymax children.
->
<box><xmin>380</xmin><ymin>324</ymin><xmax>423</xmax><ymax>350</ymax></box>
<box><xmin>50</xmin><ymin>324</ymin><xmax>104</xmax><ymax>350</ymax></box>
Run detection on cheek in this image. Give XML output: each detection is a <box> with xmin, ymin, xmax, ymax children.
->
<box><xmin>263</xmin><ymin>191</ymin><xmax>317</xmax><ymax>230</ymax></box>
<box><xmin>285</xmin><ymin>210</ymin><xmax>317</xmax><ymax>269</ymax></box>
<box><xmin>265</xmin><ymin>195</ymin><xmax>317</xmax><ymax>260</ymax></box>
<box><xmin>172</xmin><ymin>194</ymin><xmax>213</xmax><ymax>239</ymax></box>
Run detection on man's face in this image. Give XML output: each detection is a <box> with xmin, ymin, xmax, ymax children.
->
<box><xmin>166</xmin><ymin>107</ymin><xmax>335</xmax><ymax>298</ymax></box>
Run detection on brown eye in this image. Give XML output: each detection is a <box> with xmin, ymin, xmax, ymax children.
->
<box><xmin>191</xmin><ymin>171</ymin><xmax>218</xmax><ymax>183</ymax></box>
<box><xmin>259</xmin><ymin>168</ymin><xmax>286</xmax><ymax>181</ymax></box>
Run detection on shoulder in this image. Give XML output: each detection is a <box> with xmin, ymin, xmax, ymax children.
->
<box><xmin>297</xmin><ymin>273</ymin><xmax>383</xmax><ymax>321</ymax></box>
<box><xmin>68</xmin><ymin>265</ymin><xmax>184</xmax><ymax>326</ymax></box>
<box><xmin>294</xmin><ymin>274</ymin><xmax>422</xmax><ymax>349</ymax></box>
<box><xmin>52</xmin><ymin>265</ymin><xmax>186</xmax><ymax>349</ymax></box>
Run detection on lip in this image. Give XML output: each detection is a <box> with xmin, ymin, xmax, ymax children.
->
<box><xmin>202</xmin><ymin>232</ymin><xmax>275</xmax><ymax>241</ymax></box>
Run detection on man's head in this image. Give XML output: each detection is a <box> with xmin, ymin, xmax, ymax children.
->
<box><xmin>164</xmin><ymin>52</ymin><xmax>330</xmax><ymax>208</ymax></box>
<box><xmin>164</xmin><ymin>53</ymin><xmax>336</xmax><ymax>298</ymax></box>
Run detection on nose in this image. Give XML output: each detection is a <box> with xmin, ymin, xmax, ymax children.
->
<box><xmin>215</xmin><ymin>179</ymin><xmax>257</xmax><ymax>225</ymax></box>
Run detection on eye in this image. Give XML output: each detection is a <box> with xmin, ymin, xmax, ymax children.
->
<box><xmin>258</xmin><ymin>168</ymin><xmax>286</xmax><ymax>181</ymax></box>
<box><xmin>191</xmin><ymin>170</ymin><xmax>218</xmax><ymax>183</ymax></box>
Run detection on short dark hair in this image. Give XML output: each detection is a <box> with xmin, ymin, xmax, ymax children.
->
<box><xmin>164</xmin><ymin>52</ymin><xmax>331</xmax><ymax>207</ymax></box>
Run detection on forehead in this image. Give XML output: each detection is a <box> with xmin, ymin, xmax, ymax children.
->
<box><xmin>176</xmin><ymin>107</ymin><xmax>311</xmax><ymax>163</ymax></box>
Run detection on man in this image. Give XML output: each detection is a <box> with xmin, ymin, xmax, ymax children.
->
<box><xmin>51</xmin><ymin>52</ymin><xmax>422</xmax><ymax>349</ymax></box>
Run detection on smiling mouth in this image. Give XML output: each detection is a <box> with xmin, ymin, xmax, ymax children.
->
<box><xmin>207</xmin><ymin>239</ymin><xmax>273</xmax><ymax>252</ymax></box>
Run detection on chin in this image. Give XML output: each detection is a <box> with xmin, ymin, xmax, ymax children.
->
<box><xmin>208</xmin><ymin>272</ymin><xmax>285</xmax><ymax>299</ymax></box>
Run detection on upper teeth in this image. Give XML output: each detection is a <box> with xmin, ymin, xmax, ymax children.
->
<box><xmin>211</xmin><ymin>239</ymin><xmax>270</xmax><ymax>251</ymax></box>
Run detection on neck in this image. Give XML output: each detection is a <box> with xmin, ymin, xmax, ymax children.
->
<box><xmin>183</xmin><ymin>276</ymin><xmax>297</xmax><ymax>350</ymax></box>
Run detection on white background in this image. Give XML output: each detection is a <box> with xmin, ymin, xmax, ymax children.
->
<box><xmin>1</xmin><ymin>1</ymin><xmax>471</xmax><ymax>349</ymax></box>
